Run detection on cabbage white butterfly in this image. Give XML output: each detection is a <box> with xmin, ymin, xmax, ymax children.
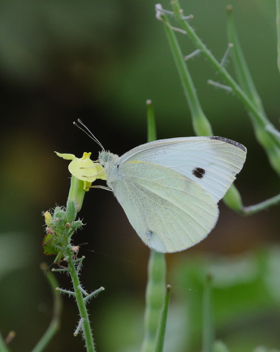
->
<box><xmin>95</xmin><ymin>135</ymin><xmax>246</xmax><ymax>253</ymax></box>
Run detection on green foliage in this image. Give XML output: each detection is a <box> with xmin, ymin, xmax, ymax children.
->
<box><xmin>171</xmin><ymin>247</ymin><xmax>280</xmax><ymax>352</ymax></box>
<box><xmin>41</xmin><ymin>233</ymin><xmax>58</xmax><ymax>256</ymax></box>
<box><xmin>42</xmin><ymin>205</ymin><xmax>83</xmax><ymax>260</ymax></box>
<box><xmin>227</xmin><ymin>6</ymin><xmax>280</xmax><ymax>176</ymax></box>
<box><xmin>39</xmin><ymin>186</ymin><xmax>101</xmax><ymax>352</ymax></box>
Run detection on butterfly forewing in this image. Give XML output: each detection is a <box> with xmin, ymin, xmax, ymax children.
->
<box><xmin>119</xmin><ymin>137</ymin><xmax>246</xmax><ymax>203</ymax></box>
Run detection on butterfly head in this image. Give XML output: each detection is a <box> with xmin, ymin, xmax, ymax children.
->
<box><xmin>98</xmin><ymin>151</ymin><xmax>119</xmax><ymax>167</ymax></box>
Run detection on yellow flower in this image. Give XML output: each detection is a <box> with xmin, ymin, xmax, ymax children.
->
<box><xmin>44</xmin><ymin>211</ymin><xmax>53</xmax><ymax>226</ymax></box>
<box><xmin>55</xmin><ymin>152</ymin><xmax>106</xmax><ymax>190</ymax></box>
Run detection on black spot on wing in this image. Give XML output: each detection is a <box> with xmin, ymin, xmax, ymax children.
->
<box><xmin>210</xmin><ymin>136</ymin><xmax>246</xmax><ymax>152</ymax></box>
<box><xmin>146</xmin><ymin>230</ymin><xmax>153</xmax><ymax>240</ymax></box>
<box><xmin>192</xmin><ymin>167</ymin><xmax>206</xmax><ymax>179</ymax></box>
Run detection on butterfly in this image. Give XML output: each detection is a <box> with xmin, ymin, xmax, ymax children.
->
<box><xmin>96</xmin><ymin>135</ymin><xmax>246</xmax><ymax>253</ymax></box>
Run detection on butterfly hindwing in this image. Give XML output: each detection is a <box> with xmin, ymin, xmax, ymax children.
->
<box><xmin>112</xmin><ymin>161</ymin><xmax>218</xmax><ymax>252</ymax></box>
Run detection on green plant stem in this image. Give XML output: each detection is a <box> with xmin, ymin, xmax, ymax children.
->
<box><xmin>66</xmin><ymin>246</ymin><xmax>95</xmax><ymax>352</ymax></box>
<box><xmin>202</xmin><ymin>273</ymin><xmax>214</xmax><ymax>352</ymax></box>
<box><xmin>227</xmin><ymin>7</ymin><xmax>265</xmax><ymax>113</ymax></box>
<box><xmin>68</xmin><ymin>176</ymin><xmax>86</xmax><ymax>213</ymax></box>
<box><xmin>32</xmin><ymin>263</ymin><xmax>62</xmax><ymax>352</ymax></box>
<box><xmin>227</xmin><ymin>6</ymin><xmax>280</xmax><ymax>175</ymax></box>
<box><xmin>146</xmin><ymin>100</ymin><xmax>157</xmax><ymax>141</ymax></box>
<box><xmin>242</xmin><ymin>194</ymin><xmax>280</xmax><ymax>215</ymax></box>
<box><xmin>155</xmin><ymin>285</ymin><xmax>171</xmax><ymax>352</ymax></box>
<box><xmin>169</xmin><ymin>0</ymin><xmax>280</xmax><ymax>149</ymax></box>
<box><xmin>0</xmin><ymin>332</ymin><xmax>10</xmax><ymax>352</ymax></box>
<box><xmin>161</xmin><ymin>14</ymin><xmax>212</xmax><ymax>136</ymax></box>
<box><xmin>141</xmin><ymin>251</ymin><xmax>166</xmax><ymax>352</ymax></box>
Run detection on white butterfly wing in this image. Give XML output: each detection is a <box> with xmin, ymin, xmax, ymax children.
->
<box><xmin>119</xmin><ymin>136</ymin><xmax>246</xmax><ymax>203</ymax></box>
<box><xmin>111</xmin><ymin>161</ymin><xmax>218</xmax><ymax>253</ymax></box>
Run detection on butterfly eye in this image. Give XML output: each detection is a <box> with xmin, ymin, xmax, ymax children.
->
<box><xmin>192</xmin><ymin>167</ymin><xmax>206</xmax><ymax>179</ymax></box>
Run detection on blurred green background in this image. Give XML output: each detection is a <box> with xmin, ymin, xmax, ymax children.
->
<box><xmin>1</xmin><ymin>0</ymin><xmax>280</xmax><ymax>351</ymax></box>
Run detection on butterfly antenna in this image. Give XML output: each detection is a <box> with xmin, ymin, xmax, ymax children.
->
<box><xmin>73</xmin><ymin>119</ymin><xmax>105</xmax><ymax>151</ymax></box>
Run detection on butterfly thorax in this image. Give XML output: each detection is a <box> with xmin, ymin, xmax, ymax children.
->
<box><xmin>98</xmin><ymin>151</ymin><xmax>121</xmax><ymax>187</ymax></box>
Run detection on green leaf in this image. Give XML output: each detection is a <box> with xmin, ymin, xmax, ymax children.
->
<box><xmin>41</xmin><ymin>233</ymin><xmax>58</xmax><ymax>256</ymax></box>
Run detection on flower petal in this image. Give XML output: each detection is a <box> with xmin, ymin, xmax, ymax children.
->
<box><xmin>69</xmin><ymin>158</ymin><xmax>99</xmax><ymax>182</ymax></box>
<box><xmin>55</xmin><ymin>152</ymin><xmax>75</xmax><ymax>160</ymax></box>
